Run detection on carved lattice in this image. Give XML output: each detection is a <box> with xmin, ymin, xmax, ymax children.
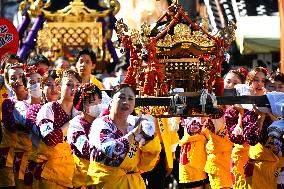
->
<box><xmin>160</xmin><ymin>58</ymin><xmax>213</xmax><ymax>92</ymax></box>
<box><xmin>37</xmin><ymin>22</ymin><xmax>103</xmax><ymax>60</ymax></box>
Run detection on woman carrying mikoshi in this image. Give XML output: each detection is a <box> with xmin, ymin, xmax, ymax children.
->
<box><xmin>67</xmin><ymin>83</ymin><xmax>102</xmax><ymax>188</ymax></box>
<box><xmin>13</xmin><ymin>65</ymin><xmax>45</xmax><ymax>189</ymax></box>
<box><xmin>244</xmin><ymin>68</ymin><xmax>281</xmax><ymax>189</ymax></box>
<box><xmin>0</xmin><ymin>63</ymin><xmax>27</xmax><ymax>187</ymax></box>
<box><xmin>178</xmin><ymin>68</ymin><xmax>247</xmax><ymax>189</ymax></box>
<box><xmin>217</xmin><ymin>68</ymin><xmax>248</xmax><ymax>189</ymax></box>
<box><xmin>179</xmin><ymin>117</ymin><xmax>209</xmax><ymax>189</ymax></box>
<box><xmin>23</xmin><ymin>70</ymin><xmax>61</xmax><ymax>187</ymax></box>
<box><xmin>27</xmin><ymin>70</ymin><xmax>81</xmax><ymax>188</ymax></box>
<box><xmin>225</xmin><ymin>67</ymin><xmax>270</xmax><ymax>189</ymax></box>
<box><xmin>87</xmin><ymin>83</ymin><xmax>161</xmax><ymax>189</ymax></box>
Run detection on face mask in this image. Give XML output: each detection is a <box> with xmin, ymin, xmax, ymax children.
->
<box><xmin>88</xmin><ymin>104</ymin><xmax>102</xmax><ymax>118</ymax></box>
<box><xmin>30</xmin><ymin>83</ymin><xmax>42</xmax><ymax>98</ymax></box>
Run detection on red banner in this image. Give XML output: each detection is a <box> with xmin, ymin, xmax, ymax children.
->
<box><xmin>0</xmin><ymin>18</ymin><xmax>19</xmax><ymax>61</ymax></box>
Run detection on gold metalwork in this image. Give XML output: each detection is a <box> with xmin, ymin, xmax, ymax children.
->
<box><xmin>116</xmin><ymin>18</ymin><xmax>128</xmax><ymax>38</ymax></box>
<box><xmin>32</xmin><ymin>0</ymin><xmax>120</xmax><ymax>66</ymax></box>
<box><xmin>154</xmin><ymin>12</ymin><xmax>235</xmax><ymax>93</ymax></box>
<box><xmin>156</xmin><ymin>22</ymin><xmax>216</xmax><ymax>48</ymax></box>
<box><xmin>217</xmin><ymin>21</ymin><xmax>237</xmax><ymax>46</ymax></box>
<box><xmin>37</xmin><ymin>21</ymin><xmax>103</xmax><ymax>60</ymax></box>
<box><xmin>40</xmin><ymin>0</ymin><xmax>110</xmax><ymax>22</ymax></box>
<box><xmin>200</xmin><ymin>17</ymin><xmax>209</xmax><ymax>32</ymax></box>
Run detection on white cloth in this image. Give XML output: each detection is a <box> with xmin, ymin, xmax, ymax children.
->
<box><xmin>141</xmin><ymin>115</ymin><xmax>155</xmax><ymax>137</ymax></box>
<box><xmin>234</xmin><ymin>84</ymin><xmax>253</xmax><ymax>110</ymax></box>
<box><xmin>67</xmin><ymin>115</ymin><xmax>89</xmax><ymax>154</ymax></box>
<box><xmin>127</xmin><ymin>115</ymin><xmax>156</xmax><ymax>137</ymax></box>
<box><xmin>268</xmin><ymin>119</ymin><xmax>284</xmax><ymax>138</ymax></box>
<box><xmin>14</xmin><ymin>101</ymin><xmax>27</xmax><ymax>125</ymax></box>
<box><xmin>235</xmin><ymin>84</ymin><xmax>251</xmax><ymax>96</ymax></box>
<box><xmin>101</xmin><ymin>91</ymin><xmax>111</xmax><ymax>115</ymax></box>
<box><xmin>266</xmin><ymin>92</ymin><xmax>284</xmax><ymax>117</ymax></box>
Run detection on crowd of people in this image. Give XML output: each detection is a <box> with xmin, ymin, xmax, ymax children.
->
<box><xmin>0</xmin><ymin>47</ymin><xmax>283</xmax><ymax>189</ymax></box>
<box><xmin>178</xmin><ymin>67</ymin><xmax>284</xmax><ymax>189</ymax></box>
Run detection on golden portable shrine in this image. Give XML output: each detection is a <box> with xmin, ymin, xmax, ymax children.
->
<box><xmin>115</xmin><ymin>1</ymin><xmax>236</xmax><ymax>116</ymax></box>
<box><xmin>116</xmin><ymin>2</ymin><xmax>236</xmax><ymax>96</ymax></box>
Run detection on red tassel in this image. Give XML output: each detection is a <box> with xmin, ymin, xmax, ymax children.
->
<box><xmin>214</xmin><ymin>77</ymin><xmax>224</xmax><ymax>96</ymax></box>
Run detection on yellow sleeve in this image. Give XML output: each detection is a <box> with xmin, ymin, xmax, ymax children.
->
<box><xmin>137</xmin><ymin>135</ymin><xmax>161</xmax><ymax>173</ymax></box>
<box><xmin>90</xmin><ymin>75</ymin><xmax>104</xmax><ymax>89</ymax></box>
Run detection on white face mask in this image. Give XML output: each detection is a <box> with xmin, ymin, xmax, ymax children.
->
<box><xmin>30</xmin><ymin>83</ymin><xmax>42</xmax><ymax>98</ymax></box>
<box><xmin>88</xmin><ymin>104</ymin><xmax>102</xmax><ymax>118</ymax></box>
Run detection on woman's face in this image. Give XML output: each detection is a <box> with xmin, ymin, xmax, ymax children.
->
<box><xmin>43</xmin><ymin>76</ymin><xmax>60</xmax><ymax>102</ymax></box>
<box><xmin>84</xmin><ymin>93</ymin><xmax>102</xmax><ymax>114</ymax></box>
<box><xmin>110</xmin><ymin>87</ymin><xmax>135</xmax><ymax>117</ymax></box>
<box><xmin>27</xmin><ymin>72</ymin><xmax>42</xmax><ymax>92</ymax></box>
<box><xmin>274</xmin><ymin>81</ymin><xmax>284</xmax><ymax>92</ymax></box>
<box><xmin>224</xmin><ymin>72</ymin><xmax>242</xmax><ymax>89</ymax></box>
<box><xmin>8</xmin><ymin>68</ymin><xmax>26</xmax><ymax>94</ymax></box>
<box><xmin>266</xmin><ymin>81</ymin><xmax>284</xmax><ymax>93</ymax></box>
<box><xmin>250</xmin><ymin>71</ymin><xmax>266</xmax><ymax>96</ymax></box>
<box><xmin>60</xmin><ymin>76</ymin><xmax>80</xmax><ymax>102</ymax></box>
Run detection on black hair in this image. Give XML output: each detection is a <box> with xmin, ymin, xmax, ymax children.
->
<box><xmin>73</xmin><ymin>84</ymin><xmax>102</xmax><ymax>111</ymax></box>
<box><xmin>27</xmin><ymin>54</ymin><xmax>50</xmax><ymax>67</ymax></box>
<box><xmin>77</xmin><ymin>48</ymin><xmax>97</xmax><ymax>64</ymax></box>
<box><xmin>61</xmin><ymin>69</ymin><xmax>82</xmax><ymax>84</ymax></box>
<box><xmin>1</xmin><ymin>53</ymin><xmax>23</xmax><ymax>73</ymax></box>
<box><xmin>42</xmin><ymin>70</ymin><xmax>59</xmax><ymax>85</ymax></box>
<box><xmin>225</xmin><ymin>68</ymin><xmax>249</xmax><ymax>84</ymax></box>
<box><xmin>8</xmin><ymin>54</ymin><xmax>22</xmax><ymax>63</ymax></box>
<box><xmin>270</xmin><ymin>72</ymin><xmax>284</xmax><ymax>84</ymax></box>
<box><xmin>111</xmin><ymin>83</ymin><xmax>136</xmax><ymax>98</ymax></box>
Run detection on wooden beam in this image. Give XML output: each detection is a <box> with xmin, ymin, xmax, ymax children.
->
<box><xmin>134</xmin><ymin>95</ymin><xmax>269</xmax><ymax>107</ymax></box>
<box><xmin>102</xmin><ymin>90</ymin><xmax>269</xmax><ymax>107</ymax></box>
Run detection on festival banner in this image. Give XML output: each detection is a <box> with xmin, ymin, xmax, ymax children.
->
<box><xmin>0</xmin><ymin>18</ymin><xmax>19</xmax><ymax>61</ymax></box>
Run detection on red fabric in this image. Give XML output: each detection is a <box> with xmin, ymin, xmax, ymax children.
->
<box><xmin>180</xmin><ymin>143</ymin><xmax>191</xmax><ymax>165</ymax></box>
<box><xmin>42</xmin><ymin>129</ymin><xmax>63</xmax><ymax>147</ymax></box>
<box><xmin>215</xmin><ymin>77</ymin><xmax>224</xmax><ymax>96</ymax></box>
<box><xmin>230</xmin><ymin>160</ymin><xmax>236</xmax><ymax>184</ymax></box>
<box><xmin>0</xmin><ymin>18</ymin><xmax>19</xmax><ymax>61</ymax></box>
